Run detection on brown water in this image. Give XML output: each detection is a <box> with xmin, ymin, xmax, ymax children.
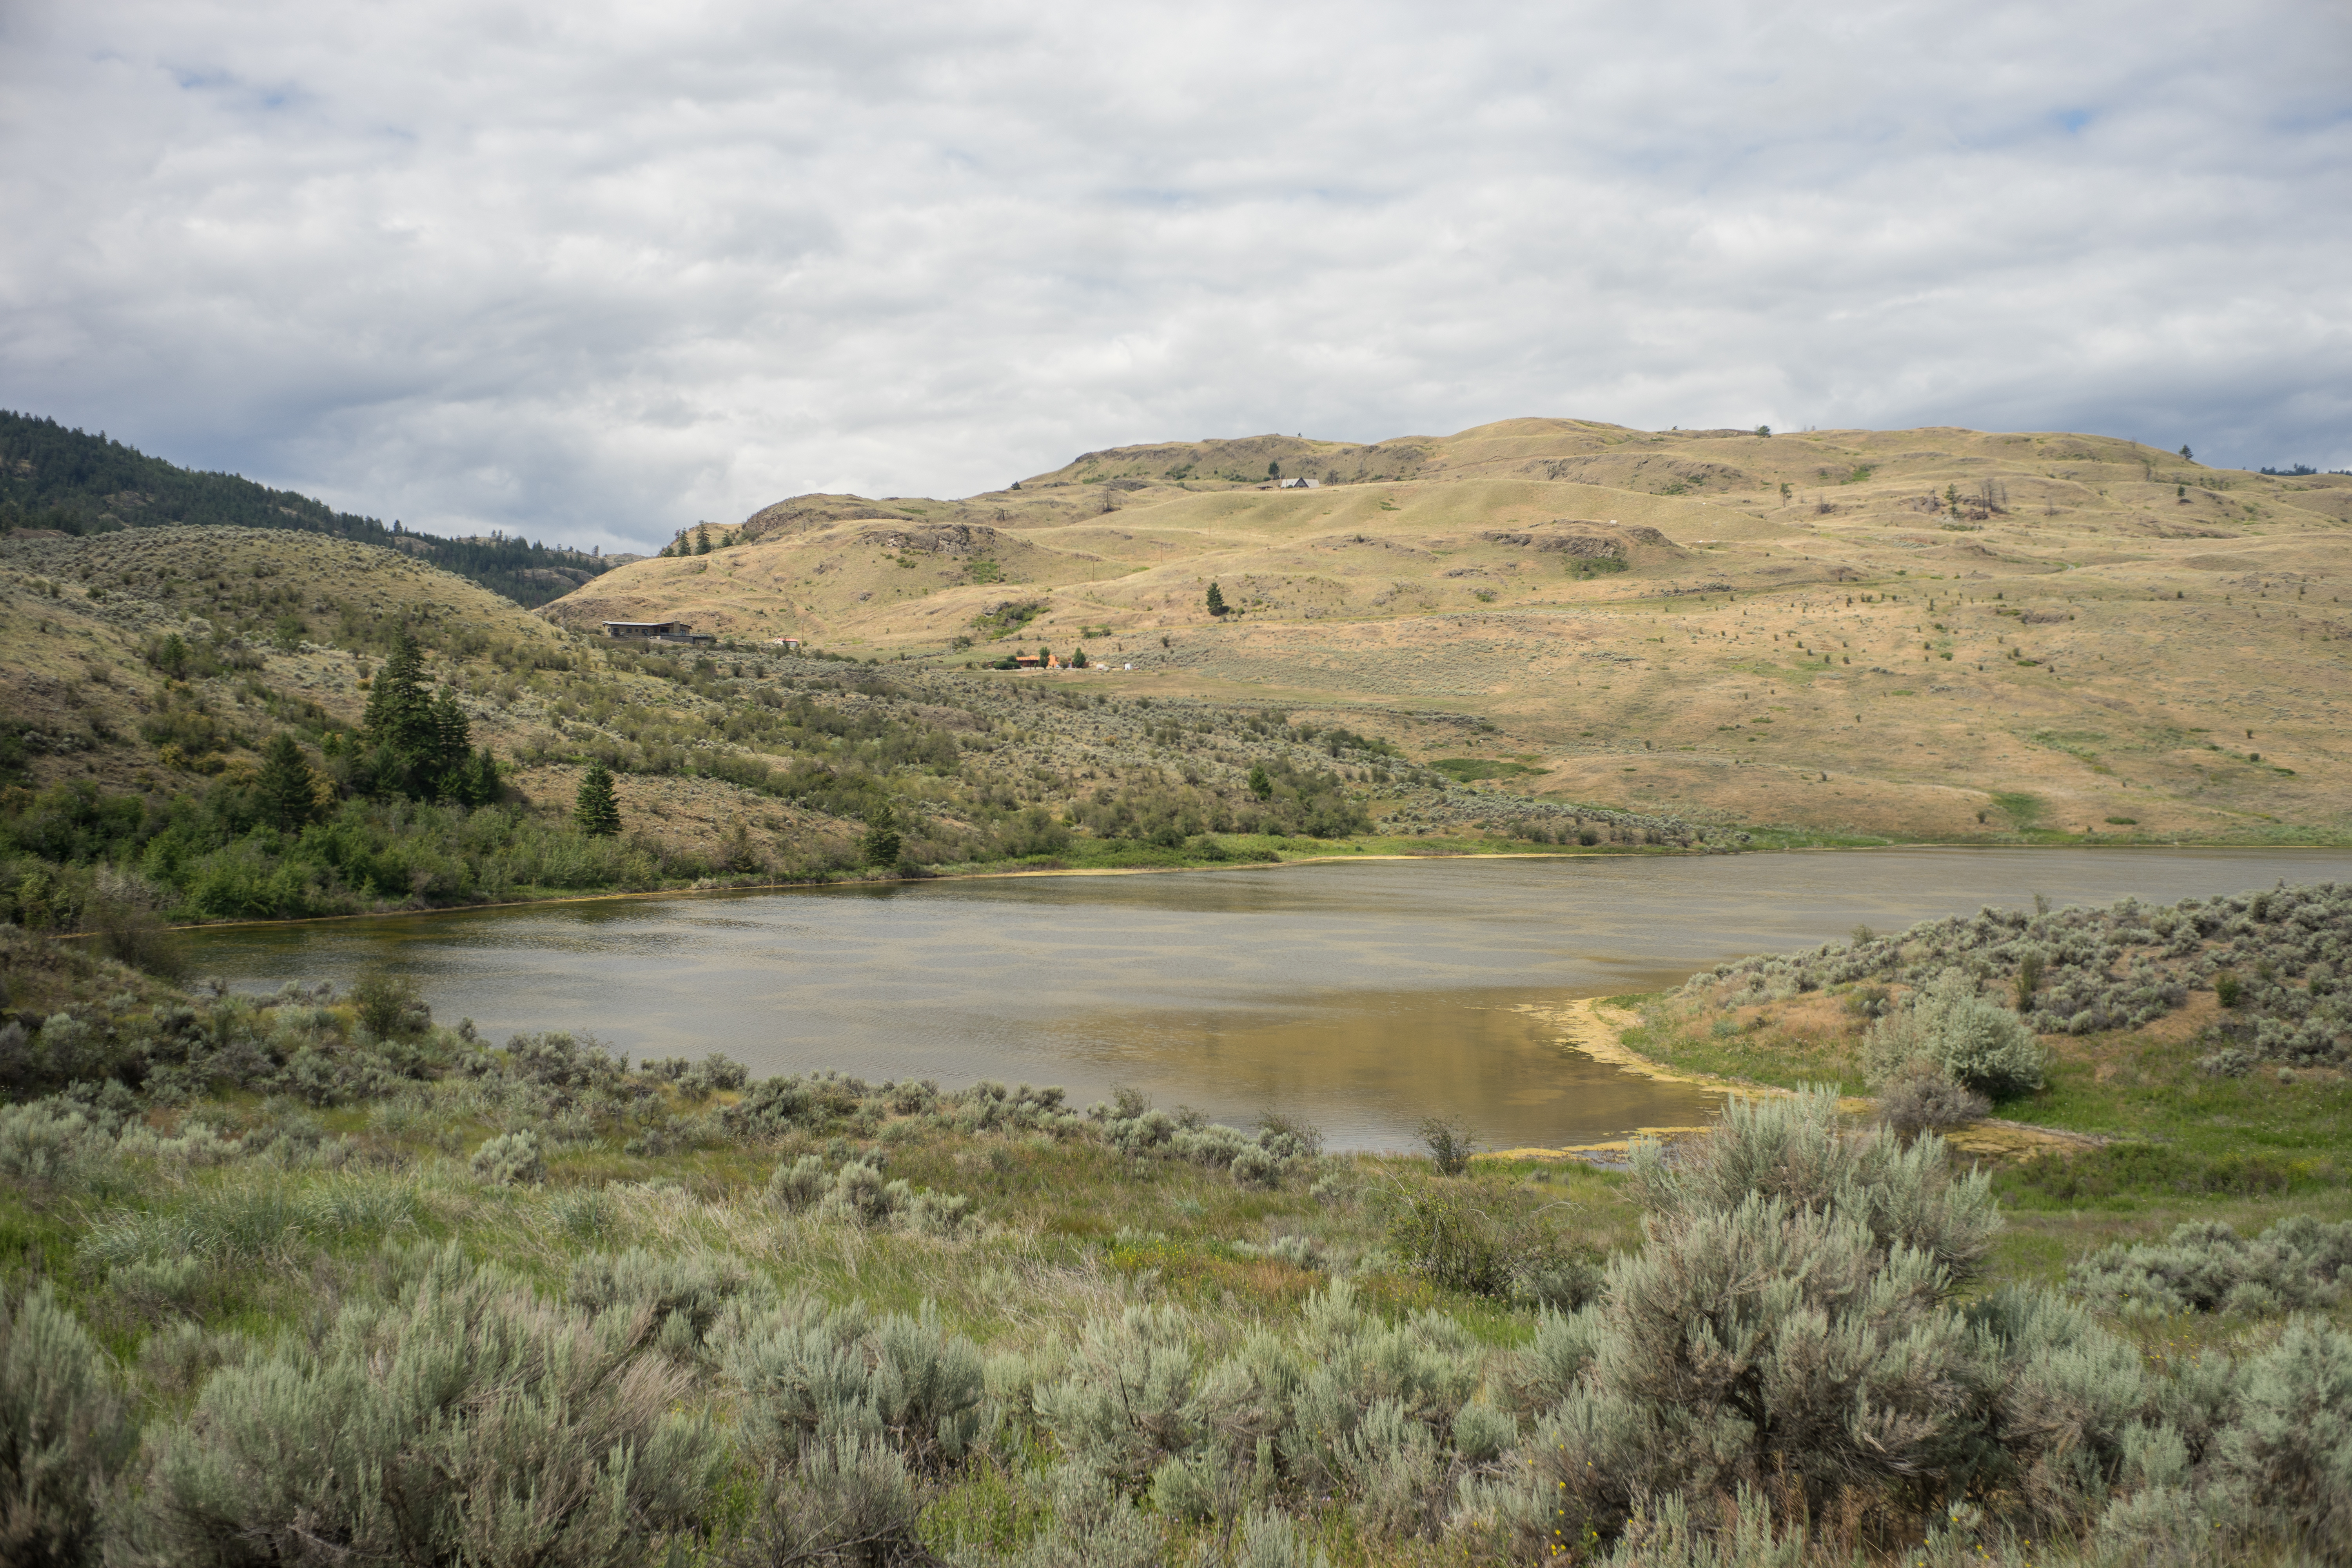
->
<box><xmin>184</xmin><ymin>848</ymin><xmax>2352</xmax><ymax>1151</ymax></box>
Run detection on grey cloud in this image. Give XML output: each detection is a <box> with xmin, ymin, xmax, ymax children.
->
<box><xmin>2</xmin><ymin>0</ymin><xmax>2347</xmax><ymax>553</ymax></box>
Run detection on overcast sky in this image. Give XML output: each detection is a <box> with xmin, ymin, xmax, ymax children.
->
<box><xmin>4</xmin><ymin>0</ymin><xmax>2347</xmax><ymax>552</ymax></box>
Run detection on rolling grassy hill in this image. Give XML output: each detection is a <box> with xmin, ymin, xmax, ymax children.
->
<box><xmin>544</xmin><ymin>419</ymin><xmax>2352</xmax><ymax>844</ymax></box>
<box><xmin>0</xmin><ymin>410</ymin><xmax>619</xmax><ymax>609</ymax></box>
<box><xmin>2</xmin><ymin>521</ymin><xmax>1722</xmax><ymax>930</ymax></box>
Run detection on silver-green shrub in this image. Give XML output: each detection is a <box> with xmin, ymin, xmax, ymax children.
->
<box><xmin>1501</xmin><ymin>1092</ymin><xmax>2005</xmax><ymax>1546</ymax></box>
<box><xmin>568</xmin><ymin>1247</ymin><xmax>753</xmax><ymax>1361</ymax></box>
<box><xmin>1035</xmin><ymin>1305</ymin><xmax>1206</xmax><ymax>1489</ymax></box>
<box><xmin>1632</xmin><ymin>1088</ymin><xmax>2000</xmax><ymax>1286</ymax></box>
<box><xmin>469</xmin><ymin>1129</ymin><xmax>546</xmax><ymax>1185</ymax></box>
<box><xmin>1969</xmin><ymin>1285</ymin><xmax>2150</xmax><ymax>1528</ymax></box>
<box><xmin>726</xmin><ymin>1298</ymin><xmax>985</xmax><ymax>1475</ymax></box>
<box><xmin>967</xmin><ymin>1463</ymin><xmax>1160</xmax><ymax>1568</ymax></box>
<box><xmin>1877</xmin><ymin>1073</ymin><xmax>1989</xmax><ymax>1139</ymax></box>
<box><xmin>724</xmin><ymin>1430</ymin><xmax>926</xmax><ymax>1568</ymax></box>
<box><xmin>768</xmin><ymin>1152</ymin><xmax>972</xmax><ymax>1236</ymax></box>
<box><xmin>2071</xmin><ymin>1216</ymin><xmax>2352</xmax><ymax>1316</ymax></box>
<box><xmin>0</xmin><ymin>1100</ymin><xmax>107</xmax><ymax>1187</ymax></box>
<box><xmin>132</xmin><ymin>1243</ymin><xmax>721</xmax><ymax>1567</ymax></box>
<box><xmin>768</xmin><ymin>1152</ymin><xmax>831</xmax><ymax>1209</ymax></box>
<box><xmin>0</xmin><ymin>1282</ymin><xmax>136</xmax><ymax>1568</ymax></box>
<box><xmin>1867</xmin><ymin>971</ymin><xmax>2047</xmax><ymax>1098</ymax></box>
<box><xmin>2203</xmin><ymin>1318</ymin><xmax>2352</xmax><ymax>1553</ymax></box>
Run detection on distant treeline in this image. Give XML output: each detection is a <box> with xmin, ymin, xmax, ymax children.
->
<box><xmin>0</xmin><ymin>410</ymin><xmax>613</xmax><ymax>608</ymax></box>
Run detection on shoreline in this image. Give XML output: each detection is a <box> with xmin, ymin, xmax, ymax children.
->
<box><xmin>1486</xmin><ymin>996</ymin><xmax>2103</xmax><ymax>1164</ymax></box>
<box><xmin>58</xmin><ymin>837</ymin><xmax>2352</xmax><ymax>940</ymax></box>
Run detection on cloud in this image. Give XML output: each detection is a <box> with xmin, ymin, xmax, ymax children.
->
<box><xmin>2</xmin><ymin>0</ymin><xmax>2347</xmax><ymax>550</ymax></box>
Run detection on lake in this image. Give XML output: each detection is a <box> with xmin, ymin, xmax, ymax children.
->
<box><xmin>184</xmin><ymin>848</ymin><xmax>2352</xmax><ymax>1151</ymax></box>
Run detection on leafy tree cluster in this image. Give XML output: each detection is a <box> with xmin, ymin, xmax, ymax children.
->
<box><xmin>0</xmin><ymin>410</ymin><xmax>612</xmax><ymax>608</ymax></box>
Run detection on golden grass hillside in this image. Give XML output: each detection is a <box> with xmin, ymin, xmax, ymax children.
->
<box><xmin>543</xmin><ymin>421</ymin><xmax>2352</xmax><ymax>843</ymax></box>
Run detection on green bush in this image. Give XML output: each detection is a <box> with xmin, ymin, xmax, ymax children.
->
<box><xmin>350</xmin><ymin>965</ymin><xmax>430</xmax><ymax>1039</ymax></box>
<box><xmin>0</xmin><ymin>1282</ymin><xmax>136</xmax><ymax>1568</ymax></box>
<box><xmin>726</xmin><ymin>1298</ymin><xmax>985</xmax><ymax>1477</ymax></box>
<box><xmin>132</xmin><ymin>1244</ymin><xmax>722</xmax><ymax>1566</ymax></box>
<box><xmin>469</xmin><ymin>1130</ymin><xmax>545</xmax><ymax>1185</ymax></box>
<box><xmin>1415</xmin><ymin>1114</ymin><xmax>1474</xmax><ymax>1176</ymax></box>
<box><xmin>1382</xmin><ymin>1183</ymin><xmax>1599</xmax><ymax>1307</ymax></box>
<box><xmin>1867</xmin><ymin>971</ymin><xmax>2047</xmax><ymax>1098</ymax></box>
<box><xmin>2071</xmin><ymin>1216</ymin><xmax>2352</xmax><ymax>1316</ymax></box>
<box><xmin>567</xmin><ymin>1247</ymin><xmax>753</xmax><ymax>1360</ymax></box>
<box><xmin>2207</xmin><ymin>1319</ymin><xmax>2352</xmax><ymax>1553</ymax></box>
<box><xmin>1631</xmin><ymin>1087</ymin><xmax>2000</xmax><ymax>1285</ymax></box>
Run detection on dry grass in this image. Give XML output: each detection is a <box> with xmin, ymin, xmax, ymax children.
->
<box><xmin>548</xmin><ymin>419</ymin><xmax>2352</xmax><ymax>843</ymax></box>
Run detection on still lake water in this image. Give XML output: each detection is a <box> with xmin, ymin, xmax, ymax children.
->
<box><xmin>185</xmin><ymin>849</ymin><xmax>2352</xmax><ymax>1151</ymax></box>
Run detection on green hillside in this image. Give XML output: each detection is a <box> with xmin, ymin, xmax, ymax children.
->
<box><xmin>0</xmin><ymin>410</ymin><xmax>614</xmax><ymax>609</ymax></box>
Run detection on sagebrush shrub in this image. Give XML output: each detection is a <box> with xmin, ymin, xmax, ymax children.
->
<box><xmin>2206</xmin><ymin>1319</ymin><xmax>2352</xmax><ymax>1553</ymax></box>
<box><xmin>1036</xmin><ymin>1305</ymin><xmax>1206</xmax><ymax>1488</ymax></box>
<box><xmin>0</xmin><ymin>1101</ymin><xmax>105</xmax><ymax>1187</ymax></box>
<box><xmin>2071</xmin><ymin>1216</ymin><xmax>2352</xmax><ymax>1316</ymax></box>
<box><xmin>0</xmin><ymin>1283</ymin><xmax>136</xmax><ymax>1568</ymax></box>
<box><xmin>1867</xmin><ymin>971</ymin><xmax>2046</xmax><ymax>1098</ymax></box>
<box><xmin>768</xmin><ymin>1152</ymin><xmax>971</xmax><ymax>1236</ymax></box>
<box><xmin>768</xmin><ymin>1152</ymin><xmax>831</xmax><ymax>1209</ymax></box>
<box><xmin>723</xmin><ymin>1432</ymin><xmax>925</xmax><ymax>1568</ymax></box>
<box><xmin>1878</xmin><ymin>1073</ymin><xmax>1989</xmax><ymax>1139</ymax></box>
<box><xmin>1632</xmin><ymin>1088</ymin><xmax>2000</xmax><ymax>1286</ymax></box>
<box><xmin>470</xmin><ymin>1129</ymin><xmax>546</xmax><ymax>1184</ymax></box>
<box><xmin>568</xmin><ymin>1247</ymin><xmax>752</xmax><ymax>1360</ymax></box>
<box><xmin>133</xmin><ymin>1243</ymin><xmax>722</xmax><ymax>1567</ymax></box>
<box><xmin>726</xmin><ymin>1298</ymin><xmax>985</xmax><ymax>1476</ymax></box>
<box><xmin>1969</xmin><ymin>1285</ymin><xmax>2149</xmax><ymax>1528</ymax></box>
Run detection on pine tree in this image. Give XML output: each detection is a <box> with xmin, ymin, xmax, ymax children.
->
<box><xmin>361</xmin><ymin>627</ymin><xmax>433</xmax><ymax>757</ymax></box>
<box><xmin>575</xmin><ymin>761</ymin><xmax>621</xmax><ymax>836</ymax></box>
<box><xmin>1205</xmin><ymin>582</ymin><xmax>1227</xmax><ymax>616</ymax></box>
<box><xmin>454</xmin><ymin>745</ymin><xmax>501</xmax><ymax>808</ymax></box>
<box><xmin>1071</xmin><ymin>646</ymin><xmax>1088</xmax><ymax>668</ymax></box>
<box><xmin>860</xmin><ymin>800</ymin><xmax>902</xmax><ymax>868</ymax></box>
<box><xmin>256</xmin><ymin>733</ymin><xmax>319</xmax><ymax>832</ymax></box>
<box><xmin>1247</xmin><ymin>764</ymin><xmax>1273</xmax><ymax>801</ymax></box>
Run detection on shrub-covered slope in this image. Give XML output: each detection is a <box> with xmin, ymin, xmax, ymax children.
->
<box><xmin>1623</xmin><ymin>884</ymin><xmax>2352</xmax><ymax>1212</ymax></box>
<box><xmin>1</xmin><ymin>525</ymin><xmax>1728</xmax><ymax>931</ymax></box>
<box><xmin>1682</xmin><ymin>881</ymin><xmax>2348</xmax><ymax>1063</ymax></box>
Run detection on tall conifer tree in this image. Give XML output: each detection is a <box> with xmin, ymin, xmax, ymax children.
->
<box><xmin>575</xmin><ymin>761</ymin><xmax>621</xmax><ymax>836</ymax></box>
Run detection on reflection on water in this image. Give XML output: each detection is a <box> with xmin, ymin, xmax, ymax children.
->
<box><xmin>183</xmin><ymin>848</ymin><xmax>2352</xmax><ymax>1151</ymax></box>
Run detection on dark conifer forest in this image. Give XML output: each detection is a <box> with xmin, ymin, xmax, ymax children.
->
<box><xmin>0</xmin><ymin>410</ymin><xmax>613</xmax><ymax>608</ymax></box>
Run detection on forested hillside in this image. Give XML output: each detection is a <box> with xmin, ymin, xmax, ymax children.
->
<box><xmin>0</xmin><ymin>411</ymin><xmax>613</xmax><ymax>609</ymax></box>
